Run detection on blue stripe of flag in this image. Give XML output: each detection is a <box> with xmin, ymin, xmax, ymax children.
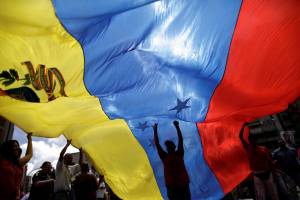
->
<box><xmin>53</xmin><ymin>0</ymin><xmax>242</xmax><ymax>199</ymax></box>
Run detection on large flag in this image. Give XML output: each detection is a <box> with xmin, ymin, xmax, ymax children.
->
<box><xmin>1</xmin><ymin>0</ymin><xmax>300</xmax><ymax>199</ymax></box>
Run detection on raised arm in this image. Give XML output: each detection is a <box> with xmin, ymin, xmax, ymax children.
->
<box><xmin>153</xmin><ymin>123</ymin><xmax>166</xmax><ymax>160</ymax></box>
<box><xmin>79</xmin><ymin>147</ymin><xmax>83</xmax><ymax>165</ymax></box>
<box><xmin>173</xmin><ymin>121</ymin><xmax>184</xmax><ymax>155</ymax></box>
<box><xmin>59</xmin><ymin>139</ymin><xmax>72</xmax><ymax>161</ymax></box>
<box><xmin>239</xmin><ymin>123</ymin><xmax>249</xmax><ymax>149</ymax></box>
<box><xmin>19</xmin><ymin>133</ymin><xmax>32</xmax><ymax>166</ymax></box>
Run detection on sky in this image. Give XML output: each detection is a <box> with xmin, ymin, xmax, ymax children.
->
<box><xmin>13</xmin><ymin>126</ymin><xmax>78</xmax><ymax>175</ymax></box>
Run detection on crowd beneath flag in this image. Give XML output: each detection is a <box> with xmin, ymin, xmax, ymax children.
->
<box><xmin>0</xmin><ymin>135</ymin><xmax>120</xmax><ymax>200</ymax></box>
<box><xmin>0</xmin><ymin>121</ymin><xmax>299</xmax><ymax>200</ymax></box>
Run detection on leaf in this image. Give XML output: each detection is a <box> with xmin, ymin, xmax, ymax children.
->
<box><xmin>0</xmin><ymin>71</ymin><xmax>12</xmax><ymax>80</ymax></box>
<box><xmin>23</xmin><ymin>74</ymin><xmax>31</xmax><ymax>85</ymax></box>
<box><xmin>9</xmin><ymin>69</ymin><xmax>19</xmax><ymax>80</ymax></box>
<box><xmin>2</xmin><ymin>79</ymin><xmax>15</xmax><ymax>86</ymax></box>
<box><xmin>53</xmin><ymin>80</ymin><xmax>56</xmax><ymax>91</ymax></box>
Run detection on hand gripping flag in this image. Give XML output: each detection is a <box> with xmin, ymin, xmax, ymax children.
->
<box><xmin>1</xmin><ymin>0</ymin><xmax>300</xmax><ymax>199</ymax></box>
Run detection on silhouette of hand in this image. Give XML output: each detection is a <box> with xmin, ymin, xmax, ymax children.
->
<box><xmin>173</xmin><ymin>120</ymin><xmax>179</xmax><ymax>127</ymax></box>
<box><xmin>153</xmin><ymin>123</ymin><xmax>158</xmax><ymax>130</ymax></box>
<box><xmin>66</xmin><ymin>139</ymin><xmax>72</xmax><ymax>145</ymax></box>
<box><xmin>27</xmin><ymin>132</ymin><xmax>32</xmax><ymax>140</ymax></box>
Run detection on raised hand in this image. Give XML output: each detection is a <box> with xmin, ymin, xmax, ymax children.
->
<box><xmin>153</xmin><ymin>123</ymin><xmax>158</xmax><ymax>130</ymax></box>
<box><xmin>27</xmin><ymin>132</ymin><xmax>32</xmax><ymax>140</ymax></box>
<box><xmin>173</xmin><ymin>120</ymin><xmax>179</xmax><ymax>127</ymax></box>
<box><xmin>67</xmin><ymin>139</ymin><xmax>72</xmax><ymax>145</ymax></box>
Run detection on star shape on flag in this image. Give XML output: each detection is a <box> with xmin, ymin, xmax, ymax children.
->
<box><xmin>169</xmin><ymin>97</ymin><xmax>191</xmax><ymax>114</ymax></box>
<box><xmin>136</xmin><ymin>121</ymin><xmax>150</xmax><ymax>131</ymax></box>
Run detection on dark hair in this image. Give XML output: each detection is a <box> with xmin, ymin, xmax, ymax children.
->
<box><xmin>165</xmin><ymin>140</ymin><xmax>175</xmax><ymax>147</ymax></box>
<box><xmin>0</xmin><ymin>140</ymin><xmax>21</xmax><ymax>165</ymax></box>
<box><xmin>81</xmin><ymin>163</ymin><xmax>90</xmax><ymax>173</ymax></box>
<box><xmin>41</xmin><ymin>161</ymin><xmax>51</xmax><ymax>168</ymax></box>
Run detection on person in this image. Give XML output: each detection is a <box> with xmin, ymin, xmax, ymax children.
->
<box><xmin>53</xmin><ymin>139</ymin><xmax>81</xmax><ymax>200</ymax></box>
<box><xmin>96</xmin><ymin>174</ymin><xmax>108</xmax><ymax>200</ymax></box>
<box><xmin>273</xmin><ymin>138</ymin><xmax>300</xmax><ymax>186</ymax></box>
<box><xmin>74</xmin><ymin>163</ymin><xmax>98</xmax><ymax>200</ymax></box>
<box><xmin>239</xmin><ymin>123</ymin><xmax>279</xmax><ymax>200</ymax></box>
<box><xmin>0</xmin><ymin>132</ymin><xmax>32</xmax><ymax>200</ymax></box>
<box><xmin>28</xmin><ymin>161</ymin><xmax>55</xmax><ymax>200</ymax></box>
<box><xmin>153</xmin><ymin>120</ymin><xmax>190</xmax><ymax>200</ymax></box>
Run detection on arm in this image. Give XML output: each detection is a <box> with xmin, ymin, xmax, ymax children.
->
<box><xmin>79</xmin><ymin>148</ymin><xmax>83</xmax><ymax>165</ymax></box>
<box><xmin>58</xmin><ymin>139</ymin><xmax>71</xmax><ymax>162</ymax></box>
<box><xmin>34</xmin><ymin>179</ymin><xmax>55</xmax><ymax>187</ymax></box>
<box><xmin>19</xmin><ymin>133</ymin><xmax>32</xmax><ymax>166</ymax></box>
<box><xmin>239</xmin><ymin>123</ymin><xmax>249</xmax><ymax>149</ymax></box>
<box><xmin>153</xmin><ymin>123</ymin><xmax>166</xmax><ymax>160</ymax></box>
<box><xmin>173</xmin><ymin>121</ymin><xmax>184</xmax><ymax>155</ymax></box>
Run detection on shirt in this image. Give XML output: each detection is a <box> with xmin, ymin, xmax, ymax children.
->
<box><xmin>29</xmin><ymin>170</ymin><xmax>55</xmax><ymax>200</ymax></box>
<box><xmin>246</xmin><ymin>145</ymin><xmax>275</xmax><ymax>172</ymax></box>
<box><xmin>162</xmin><ymin>151</ymin><xmax>190</xmax><ymax>187</ymax></box>
<box><xmin>0</xmin><ymin>159</ymin><xmax>23</xmax><ymax>200</ymax></box>
<box><xmin>54</xmin><ymin>160</ymin><xmax>80</xmax><ymax>192</ymax></box>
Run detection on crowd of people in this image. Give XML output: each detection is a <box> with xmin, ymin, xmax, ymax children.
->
<box><xmin>235</xmin><ymin>123</ymin><xmax>300</xmax><ymax>200</ymax></box>
<box><xmin>0</xmin><ymin>135</ymin><xmax>114</xmax><ymax>200</ymax></box>
<box><xmin>0</xmin><ymin>121</ymin><xmax>299</xmax><ymax>200</ymax></box>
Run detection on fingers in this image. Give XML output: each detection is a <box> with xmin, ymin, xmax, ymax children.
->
<box><xmin>153</xmin><ymin>123</ymin><xmax>158</xmax><ymax>128</ymax></box>
<box><xmin>66</xmin><ymin>139</ymin><xmax>72</xmax><ymax>145</ymax></box>
<box><xmin>27</xmin><ymin>132</ymin><xmax>32</xmax><ymax>139</ymax></box>
<box><xmin>173</xmin><ymin>120</ymin><xmax>179</xmax><ymax>126</ymax></box>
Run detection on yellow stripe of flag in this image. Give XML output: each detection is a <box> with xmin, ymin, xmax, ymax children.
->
<box><xmin>0</xmin><ymin>0</ymin><xmax>162</xmax><ymax>199</ymax></box>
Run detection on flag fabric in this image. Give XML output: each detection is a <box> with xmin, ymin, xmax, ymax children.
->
<box><xmin>1</xmin><ymin>0</ymin><xmax>300</xmax><ymax>199</ymax></box>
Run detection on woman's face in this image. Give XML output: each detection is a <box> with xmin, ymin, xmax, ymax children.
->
<box><xmin>12</xmin><ymin>141</ymin><xmax>20</xmax><ymax>158</ymax></box>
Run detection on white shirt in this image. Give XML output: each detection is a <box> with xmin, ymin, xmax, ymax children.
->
<box><xmin>54</xmin><ymin>160</ymin><xmax>80</xmax><ymax>192</ymax></box>
<box><xmin>96</xmin><ymin>181</ymin><xmax>107</xmax><ymax>198</ymax></box>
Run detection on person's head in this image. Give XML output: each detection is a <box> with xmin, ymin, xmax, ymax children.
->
<box><xmin>278</xmin><ymin>139</ymin><xmax>286</xmax><ymax>149</ymax></box>
<box><xmin>99</xmin><ymin>174</ymin><xmax>104</xmax><ymax>182</ymax></box>
<box><xmin>281</xmin><ymin>131</ymin><xmax>295</xmax><ymax>146</ymax></box>
<box><xmin>41</xmin><ymin>161</ymin><xmax>53</xmax><ymax>174</ymax></box>
<box><xmin>164</xmin><ymin>140</ymin><xmax>176</xmax><ymax>153</ymax></box>
<box><xmin>80</xmin><ymin>163</ymin><xmax>89</xmax><ymax>173</ymax></box>
<box><xmin>63</xmin><ymin>153</ymin><xmax>73</xmax><ymax>165</ymax></box>
<box><xmin>0</xmin><ymin>140</ymin><xmax>22</xmax><ymax>164</ymax></box>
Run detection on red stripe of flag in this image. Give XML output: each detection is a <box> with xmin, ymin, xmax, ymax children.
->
<box><xmin>198</xmin><ymin>0</ymin><xmax>300</xmax><ymax>193</ymax></box>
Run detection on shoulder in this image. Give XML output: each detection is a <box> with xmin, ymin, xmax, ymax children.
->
<box><xmin>56</xmin><ymin>159</ymin><xmax>63</xmax><ymax>168</ymax></box>
<box><xmin>32</xmin><ymin>170</ymin><xmax>44</xmax><ymax>181</ymax></box>
<box><xmin>272</xmin><ymin>148</ymin><xmax>280</xmax><ymax>155</ymax></box>
<box><xmin>70</xmin><ymin>164</ymin><xmax>80</xmax><ymax>171</ymax></box>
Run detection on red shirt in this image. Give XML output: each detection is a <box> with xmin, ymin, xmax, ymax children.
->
<box><xmin>246</xmin><ymin>145</ymin><xmax>274</xmax><ymax>172</ymax></box>
<box><xmin>0</xmin><ymin>159</ymin><xmax>23</xmax><ymax>200</ymax></box>
<box><xmin>162</xmin><ymin>152</ymin><xmax>189</xmax><ymax>187</ymax></box>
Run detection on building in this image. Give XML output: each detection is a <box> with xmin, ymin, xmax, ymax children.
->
<box><xmin>249</xmin><ymin>98</ymin><xmax>300</xmax><ymax>149</ymax></box>
<box><xmin>0</xmin><ymin>116</ymin><xmax>14</xmax><ymax>144</ymax></box>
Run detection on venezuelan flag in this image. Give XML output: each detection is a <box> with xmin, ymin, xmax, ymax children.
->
<box><xmin>1</xmin><ymin>0</ymin><xmax>300</xmax><ymax>199</ymax></box>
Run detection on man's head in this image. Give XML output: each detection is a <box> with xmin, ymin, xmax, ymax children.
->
<box><xmin>278</xmin><ymin>138</ymin><xmax>286</xmax><ymax>149</ymax></box>
<box><xmin>165</xmin><ymin>140</ymin><xmax>176</xmax><ymax>153</ymax></box>
<box><xmin>63</xmin><ymin>153</ymin><xmax>73</xmax><ymax>165</ymax></box>
<box><xmin>80</xmin><ymin>163</ymin><xmax>90</xmax><ymax>173</ymax></box>
<box><xmin>41</xmin><ymin>161</ymin><xmax>52</xmax><ymax>174</ymax></box>
<box><xmin>0</xmin><ymin>140</ymin><xmax>22</xmax><ymax>164</ymax></box>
